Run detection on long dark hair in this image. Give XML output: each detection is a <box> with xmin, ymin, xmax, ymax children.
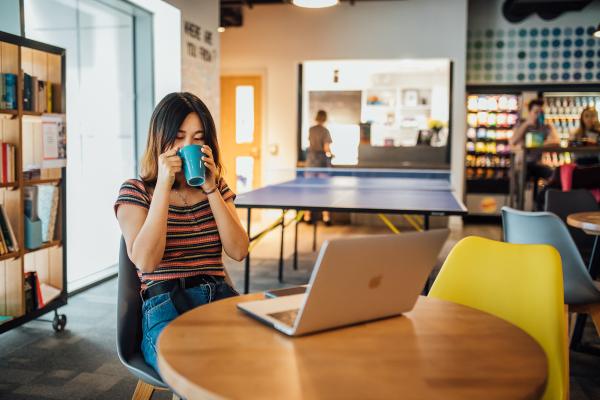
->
<box><xmin>140</xmin><ymin>92</ymin><xmax>222</xmax><ymax>187</ymax></box>
<box><xmin>573</xmin><ymin>106</ymin><xmax>599</xmax><ymax>139</ymax></box>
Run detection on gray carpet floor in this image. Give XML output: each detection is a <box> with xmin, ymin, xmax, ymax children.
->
<box><xmin>0</xmin><ymin>222</ymin><xmax>599</xmax><ymax>399</ymax></box>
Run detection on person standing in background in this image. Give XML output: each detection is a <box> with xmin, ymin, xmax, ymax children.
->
<box><xmin>510</xmin><ymin>98</ymin><xmax>560</xmax><ymax>209</ymax></box>
<box><xmin>305</xmin><ymin>110</ymin><xmax>333</xmax><ymax>224</ymax></box>
<box><xmin>307</xmin><ymin>110</ymin><xmax>333</xmax><ymax>168</ymax></box>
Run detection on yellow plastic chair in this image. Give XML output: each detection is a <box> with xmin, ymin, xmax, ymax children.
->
<box><xmin>429</xmin><ymin>236</ymin><xmax>568</xmax><ymax>400</ymax></box>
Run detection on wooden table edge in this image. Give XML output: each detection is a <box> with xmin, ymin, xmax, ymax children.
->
<box><xmin>157</xmin><ymin>294</ymin><xmax>548</xmax><ymax>400</ymax></box>
<box><xmin>567</xmin><ymin>213</ymin><xmax>600</xmax><ymax>235</ymax></box>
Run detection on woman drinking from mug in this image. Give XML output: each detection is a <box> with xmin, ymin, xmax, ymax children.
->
<box><xmin>114</xmin><ymin>92</ymin><xmax>249</xmax><ymax>372</ymax></box>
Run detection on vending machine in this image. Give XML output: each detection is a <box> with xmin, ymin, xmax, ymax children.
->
<box><xmin>464</xmin><ymin>90</ymin><xmax>600</xmax><ymax>216</ymax></box>
<box><xmin>465</xmin><ymin>93</ymin><xmax>521</xmax><ymax>216</ymax></box>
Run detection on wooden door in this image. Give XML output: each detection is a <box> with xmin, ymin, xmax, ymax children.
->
<box><xmin>220</xmin><ymin>76</ymin><xmax>262</xmax><ymax>193</ymax></box>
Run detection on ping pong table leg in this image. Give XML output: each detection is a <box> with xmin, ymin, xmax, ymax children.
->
<box><xmin>313</xmin><ymin>219</ymin><xmax>317</xmax><ymax>252</ymax></box>
<box><xmin>294</xmin><ymin>211</ymin><xmax>299</xmax><ymax>270</ymax></box>
<box><xmin>423</xmin><ymin>213</ymin><xmax>431</xmax><ymax>295</ymax></box>
<box><xmin>279</xmin><ymin>209</ymin><xmax>285</xmax><ymax>283</ymax></box>
<box><xmin>244</xmin><ymin>208</ymin><xmax>252</xmax><ymax>294</ymax></box>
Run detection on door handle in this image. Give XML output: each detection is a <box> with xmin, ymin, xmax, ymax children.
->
<box><xmin>250</xmin><ymin>146</ymin><xmax>260</xmax><ymax>158</ymax></box>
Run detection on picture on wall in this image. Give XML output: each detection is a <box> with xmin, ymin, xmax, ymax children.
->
<box><xmin>402</xmin><ymin>89</ymin><xmax>419</xmax><ymax>107</ymax></box>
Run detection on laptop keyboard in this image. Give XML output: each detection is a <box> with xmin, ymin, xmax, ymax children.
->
<box><xmin>268</xmin><ymin>309</ymin><xmax>299</xmax><ymax>327</ymax></box>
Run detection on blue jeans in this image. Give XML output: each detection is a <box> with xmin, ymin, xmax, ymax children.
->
<box><xmin>141</xmin><ymin>280</ymin><xmax>239</xmax><ymax>372</ymax></box>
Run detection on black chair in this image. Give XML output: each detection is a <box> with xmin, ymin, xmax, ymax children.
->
<box><xmin>545</xmin><ymin>189</ymin><xmax>599</xmax><ymax>264</ymax></box>
<box><xmin>117</xmin><ymin>237</ymin><xmax>177</xmax><ymax>400</ymax></box>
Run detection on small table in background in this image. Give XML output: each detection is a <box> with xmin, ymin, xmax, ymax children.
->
<box><xmin>567</xmin><ymin>211</ymin><xmax>600</xmax><ymax>353</ymax></box>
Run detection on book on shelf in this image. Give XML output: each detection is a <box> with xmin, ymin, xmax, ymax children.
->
<box><xmin>23</xmin><ymin>73</ymin><xmax>33</xmax><ymax>111</ymax></box>
<box><xmin>30</xmin><ymin>79</ymin><xmax>62</xmax><ymax>113</ymax></box>
<box><xmin>37</xmin><ymin>184</ymin><xmax>60</xmax><ymax>242</ymax></box>
<box><xmin>0</xmin><ymin>73</ymin><xmax>17</xmax><ymax>110</ymax></box>
<box><xmin>31</xmin><ymin>76</ymin><xmax>38</xmax><ymax>112</ymax></box>
<box><xmin>0</xmin><ymin>204</ymin><xmax>18</xmax><ymax>253</ymax></box>
<box><xmin>51</xmin><ymin>83</ymin><xmax>62</xmax><ymax>113</ymax></box>
<box><xmin>24</xmin><ymin>185</ymin><xmax>39</xmax><ymax>221</ymax></box>
<box><xmin>46</xmin><ymin>82</ymin><xmax>52</xmax><ymax>113</ymax></box>
<box><xmin>0</xmin><ymin>143</ymin><xmax>16</xmax><ymax>184</ymax></box>
<box><xmin>24</xmin><ymin>271</ymin><xmax>44</xmax><ymax>311</ymax></box>
<box><xmin>23</xmin><ymin>169</ymin><xmax>41</xmax><ymax>181</ymax></box>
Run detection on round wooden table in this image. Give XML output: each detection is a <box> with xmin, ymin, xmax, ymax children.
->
<box><xmin>567</xmin><ymin>211</ymin><xmax>600</xmax><ymax>236</ymax></box>
<box><xmin>567</xmin><ymin>211</ymin><xmax>600</xmax><ymax>278</ymax></box>
<box><xmin>157</xmin><ymin>294</ymin><xmax>547</xmax><ymax>400</ymax></box>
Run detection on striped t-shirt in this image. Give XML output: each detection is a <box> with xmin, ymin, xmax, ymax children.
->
<box><xmin>114</xmin><ymin>178</ymin><xmax>236</xmax><ymax>289</ymax></box>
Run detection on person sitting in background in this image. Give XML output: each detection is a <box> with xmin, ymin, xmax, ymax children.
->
<box><xmin>572</xmin><ymin>106</ymin><xmax>600</xmax><ymax>145</ymax></box>
<box><xmin>571</xmin><ymin>107</ymin><xmax>600</xmax><ymax>166</ymax></box>
<box><xmin>510</xmin><ymin>98</ymin><xmax>560</xmax><ymax>208</ymax></box>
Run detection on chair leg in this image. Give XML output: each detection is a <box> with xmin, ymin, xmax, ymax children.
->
<box><xmin>132</xmin><ymin>379</ymin><xmax>155</xmax><ymax>400</ymax></box>
<box><xmin>568</xmin><ymin>312</ymin><xmax>577</xmax><ymax>342</ymax></box>
<box><xmin>586</xmin><ymin>304</ymin><xmax>600</xmax><ymax>335</ymax></box>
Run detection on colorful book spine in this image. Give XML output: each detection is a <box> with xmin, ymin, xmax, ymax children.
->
<box><xmin>0</xmin><ymin>74</ymin><xmax>5</xmax><ymax>110</ymax></box>
<box><xmin>2</xmin><ymin>144</ymin><xmax>7</xmax><ymax>185</ymax></box>
<box><xmin>3</xmin><ymin>74</ymin><xmax>17</xmax><ymax>110</ymax></box>
<box><xmin>46</xmin><ymin>82</ymin><xmax>52</xmax><ymax>113</ymax></box>
<box><xmin>23</xmin><ymin>73</ymin><xmax>33</xmax><ymax>111</ymax></box>
<box><xmin>0</xmin><ymin>205</ymin><xmax>18</xmax><ymax>253</ymax></box>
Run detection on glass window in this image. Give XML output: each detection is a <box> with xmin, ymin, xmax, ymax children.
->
<box><xmin>0</xmin><ymin>0</ymin><xmax>21</xmax><ymax>36</ymax></box>
<box><xmin>235</xmin><ymin>85</ymin><xmax>254</xmax><ymax>144</ymax></box>
<box><xmin>25</xmin><ymin>0</ymin><xmax>153</xmax><ymax>290</ymax></box>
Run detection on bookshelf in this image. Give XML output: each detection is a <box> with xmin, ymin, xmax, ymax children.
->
<box><xmin>0</xmin><ymin>31</ymin><xmax>67</xmax><ymax>334</ymax></box>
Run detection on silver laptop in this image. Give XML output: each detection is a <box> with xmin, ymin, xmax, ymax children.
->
<box><xmin>237</xmin><ymin>229</ymin><xmax>449</xmax><ymax>336</ymax></box>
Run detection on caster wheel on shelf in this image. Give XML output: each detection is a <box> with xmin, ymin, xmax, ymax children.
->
<box><xmin>52</xmin><ymin>314</ymin><xmax>67</xmax><ymax>332</ymax></box>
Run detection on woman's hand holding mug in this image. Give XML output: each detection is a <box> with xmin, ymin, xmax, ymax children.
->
<box><xmin>157</xmin><ymin>147</ymin><xmax>182</xmax><ymax>189</ymax></box>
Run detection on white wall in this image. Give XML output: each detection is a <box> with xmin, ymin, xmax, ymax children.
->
<box><xmin>166</xmin><ymin>0</ymin><xmax>220</xmax><ymax>128</ymax></box>
<box><xmin>221</xmin><ymin>0</ymin><xmax>468</xmax><ymax>196</ymax></box>
<box><xmin>128</xmin><ymin>0</ymin><xmax>181</xmax><ymax>104</ymax></box>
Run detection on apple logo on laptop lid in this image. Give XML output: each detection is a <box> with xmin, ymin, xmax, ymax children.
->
<box><xmin>368</xmin><ymin>275</ymin><xmax>383</xmax><ymax>289</ymax></box>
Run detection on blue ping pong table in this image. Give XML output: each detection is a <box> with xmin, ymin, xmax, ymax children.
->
<box><xmin>234</xmin><ymin>168</ymin><xmax>467</xmax><ymax>293</ymax></box>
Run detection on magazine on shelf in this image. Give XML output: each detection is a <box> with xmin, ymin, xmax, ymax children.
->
<box><xmin>37</xmin><ymin>184</ymin><xmax>60</xmax><ymax>242</ymax></box>
<box><xmin>41</xmin><ymin>114</ymin><xmax>66</xmax><ymax>168</ymax></box>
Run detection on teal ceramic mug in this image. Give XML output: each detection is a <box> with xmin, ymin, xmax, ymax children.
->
<box><xmin>177</xmin><ymin>144</ymin><xmax>205</xmax><ymax>186</ymax></box>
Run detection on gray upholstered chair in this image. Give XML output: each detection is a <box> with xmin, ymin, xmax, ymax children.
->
<box><xmin>117</xmin><ymin>237</ymin><xmax>178</xmax><ymax>400</ymax></box>
<box><xmin>502</xmin><ymin>207</ymin><xmax>600</xmax><ymax>348</ymax></box>
<box><xmin>545</xmin><ymin>189</ymin><xmax>599</xmax><ymax>264</ymax></box>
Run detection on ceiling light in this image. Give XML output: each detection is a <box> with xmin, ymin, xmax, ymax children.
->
<box><xmin>594</xmin><ymin>23</ymin><xmax>600</xmax><ymax>38</ymax></box>
<box><xmin>218</xmin><ymin>27</ymin><xmax>226</xmax><ymax>33</ymax></box>
<box><xmin>292</xmin><ymin>0</ymin><xmax>339</xmax><ymax>8</ymax></box>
